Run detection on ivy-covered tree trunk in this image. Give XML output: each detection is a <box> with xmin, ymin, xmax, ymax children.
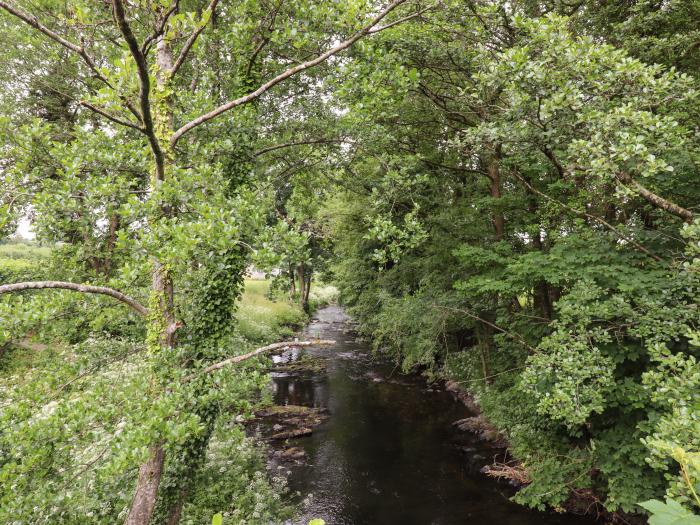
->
<box><xmin>127</xmin><ymin>32</ymin><xmax>176</xmax><ymax>525</ymax></box>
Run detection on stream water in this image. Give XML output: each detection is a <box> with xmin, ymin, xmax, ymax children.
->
<box><xmin>266</xmin><ymin>306</ymin><xmax>595</xmax><ymax>525</ymax></box>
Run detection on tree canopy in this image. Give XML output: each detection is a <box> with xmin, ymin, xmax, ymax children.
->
<box><xmin>0</xmin><ymin>0</ymin><xmax>699</xmax><ymax>524</ymax></box>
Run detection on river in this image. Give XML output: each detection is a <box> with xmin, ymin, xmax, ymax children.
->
<box><xmin>266</xmin><ymin>305</ymin><xmax>595</xmax><ymax>525</ymax></box>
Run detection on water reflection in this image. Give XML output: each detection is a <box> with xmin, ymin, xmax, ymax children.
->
<box><xmin>271</xmin><ymin>306</ymin><xmax>595</xmax><ymax>525</ymax></box>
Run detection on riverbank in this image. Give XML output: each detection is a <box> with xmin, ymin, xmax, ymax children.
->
<box><xmin>237</xmin><ymin>278</ymin><xmax>339</xmax><ymax>342</ymax></box>
<box><xmin>0</xmin><ymin>278</ymin><xmax>332</xmax><ymax>525</ymax></box>
<box><xmin>257</xmin><ymin>305</ymin><xmax>598</xmax><ymax>525</ymax></box>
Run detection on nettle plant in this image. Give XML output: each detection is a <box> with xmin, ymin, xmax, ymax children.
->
<box><xmin>0</xmin><ymin>0</ymin><xmax>421</xmax><ymax>522</ymax></box>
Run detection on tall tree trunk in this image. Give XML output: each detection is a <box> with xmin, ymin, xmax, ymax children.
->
<box><xmin>151</xmin><ymin>37</ymin><xmax>177</xmax><ymax>348</ymax></box>
<box><xmin>126</xmin><ymin>446</ymin><xmax>166</xmax><ymax>525</ymax></box>
<box><xmin>126</xmin><ymin>35</ymin><xmax>175</xmax><ymax>525</ymax></box>
<box><xmin>297</xmin><ymin>264</ymin><xmax>307</xmax><ymax>311</ymax></box>
<box><xmin>303</xmin><ymin>272</ymin><xmax>311</xmax><ymax>312</ymax></box>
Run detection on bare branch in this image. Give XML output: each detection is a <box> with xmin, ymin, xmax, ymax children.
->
<box><xmin>615</xmin><ymin>172</ymin><xmax>693</xmax><ymax>224</ymax></box>
<box><xmin>170</xmin><ymin>0</ymin><xmax>219</xmax><ymax>77</ymax></box>
<box><xmin>171</xmin><ymin>0</ymin><xmax>409</xmax><ymax>145</ymax></box>
<box><xmin>112</xmin><ymin>0</ymin><xmax>166</xmax><ymax>179</ymax></box>
<box><xmin>79</xmin><ymin>101</ymin><xmax>144</xmax><ymax>130</ymax></box>
<box><xmin>0</xmin><ymin>281</ymin><xmax>149</xmax><ymax>316</ymax></box>
<box><xmin>185</xmin><ymin>339</ymin><xmax>335</xmax><ymax>381</ymax></box>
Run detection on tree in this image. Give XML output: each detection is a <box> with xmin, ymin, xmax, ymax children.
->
<box><xmin>0</xmin><ymin>0</ymin><xmax>419</xmax><ymax>522</ymax></box>
<box><xmin>313</xmin><ymin>2</ymin><xmax>700</xmax><ymax>518</ymax></box>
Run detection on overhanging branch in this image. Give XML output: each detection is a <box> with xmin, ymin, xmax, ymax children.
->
<box><xmin>185</xmin><ymin>339</ymin><xmax>335</xmax><ymax>381</ymax></box>
<box><xmin>615</xmin><ymin>172</ymin><xmax>693</xmax><ymax>224</ymax></box>
<box><xmin>170</xmin><ymin>0</ymin><xmax>409</xmax><ymax>145</ymax></box>
<box><xmin>0</xmin><ymin>281</ymin><xmax>149</xmax><ymax>316</ymax></box>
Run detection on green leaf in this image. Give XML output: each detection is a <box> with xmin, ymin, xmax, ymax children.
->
<box><xmin>212</xmin><ymin>513</ymin><xmax>223</xmax><ymax>525</ymax></box>
<box><xmin>308</xmin><ymin>520</ymin><xmax>326</xmax><ymax>525</ymax></box>
<box><xmin>639</xmin><ymin>499</ymin><xmax>700</xmax><ymax>525</ymax></box>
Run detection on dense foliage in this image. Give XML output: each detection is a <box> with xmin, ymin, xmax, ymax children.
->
<box><xmin>315</xmin><ymin>1</ymin><xmax>700</xmax><ymax>521</ymax></box>
<box><xmin>0</xmin><ymin>0</ymin><xmax>698</xmax><ymax>524</ymax></box>
<box><xmin>0</xmin><ymin>0</ymin><xmax>411</xmax><ymax>522</ymax></box>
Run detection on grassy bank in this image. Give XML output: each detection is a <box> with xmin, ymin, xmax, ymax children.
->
<box><xmin>236</xmin><ymin>278</ymin><xmax>338</xmax><ymax>343</ymax></box>
<box><xmin>236</xmin><ymin>279</ymin><xmax>307</xmax><ymax>342</ymax></box>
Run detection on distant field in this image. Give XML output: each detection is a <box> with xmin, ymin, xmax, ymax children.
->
<box><xmin>0</xmin><ymin>241</ymin><xmax>51</xmax><ymax>261</ymax></box>
<box><xmin>0</xmin><ymin>242</ymin><xmax>51</xmax><ymax>283</ymax></box>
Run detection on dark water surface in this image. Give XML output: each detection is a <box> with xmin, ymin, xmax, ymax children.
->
<box><xmin>268</xmin><ymin>306</ymin><xmax>594</xmax><ymax>525</ymax></box>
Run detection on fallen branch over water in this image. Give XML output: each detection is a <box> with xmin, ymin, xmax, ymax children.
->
<box><xmin>185</xmin><ymin>339</ymin><xmax>335</xmax><ymax>381</ymax></box>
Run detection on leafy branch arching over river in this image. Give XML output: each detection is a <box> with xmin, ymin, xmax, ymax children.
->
<box><xmin>0</xmin><ymin>0</ymin><xmax>699</xmax><ymax>524</ymax></box>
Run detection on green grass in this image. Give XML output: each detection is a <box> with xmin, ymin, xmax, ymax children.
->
<box><xmin>0</xmin><ymin>241</ymin><xmax>52</xmax><ymax>261</ymax></box>
<box><xmin>0</xmin><ymin>241</ymin><xmax>52</xmax><ymax>283</ymax></box>
<box><xmin>236</xmin><ymin>279</ymin><xmax>307</xmax><ymax>342</ymax></box>
<box><xmin>309</xmin><ymin>282</ymin><xmax>339</xmax><ymax>309</ymax></box>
